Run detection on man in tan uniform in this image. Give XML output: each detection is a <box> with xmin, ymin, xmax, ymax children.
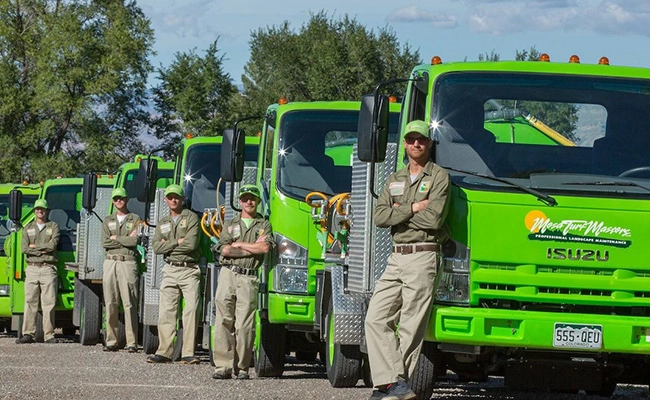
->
<box><xmin>16</xmin><ymin>199</ymin><xmax>60</xmax><ymax>344</ymax></box>
<box><xmin>365</xmin><ymin>120</ymin><xmax>451</xmax><ymax>400</ymax></box>
<box><xmin>211</xmin><ymin>184</ymin><xmax>274</xmax><ymax>380</ymax></box>
<box><xmin>102</xmin><ymin>187</ymin><xmax>141</xmax><ymax>352</ymax></box>
<box><xmin>146</xmin><ymin>184</ymin><xmax>201</xmax><ymax>364</ymax></box>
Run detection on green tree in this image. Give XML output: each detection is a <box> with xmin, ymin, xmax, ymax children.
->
<box><xmin>151</xmin><ymin>39</ymin><xmax>237</xmax><ymax>150</ymax></box>
<box><xmin>0</xmin><ymin>0</ymin><xmax>154</xmax><ymax>182</ymax></box>
<box><xmin>240</xmin><ymin>11</ymin><xmax>421</xmax><ymax>122</ymax></box>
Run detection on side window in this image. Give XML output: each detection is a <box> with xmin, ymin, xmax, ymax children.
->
<box><xmin>407</xmin><ymin>71</ymin><xmax>428</xmax><ymax>122</ymax></box>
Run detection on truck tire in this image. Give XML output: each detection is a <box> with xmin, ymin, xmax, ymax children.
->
<box><xmin>410</xmin><ymin>341</ymin><xmax>442</xmax><ymax>400</ymax></box>
<box><xmin>171</xmin><ymin>327</ymin><xmax>183</xmax><ymax>361</ymax></box>
<box><xmin>34</xmin><ymin>312</ymin><xmax>44</xmax><ymax>343</ymax></box>
<box><xmin>324</xmin><ymin>300</ymin><xmax>361</xmax><ymax>387</ymax></box>
<box><xmin>254</xmin><ymin>311</ymin><xmax>286</xmax><ymax>377</ymax></box>
<box><xmin>142</xmin><ymin>324</ymin><xmax>159</xmax><ymax>354</ymax></box>
<box><xmin>79</xmin><ymin>285</ymin><xmax>101</xmax><ymax>345</ymax></box>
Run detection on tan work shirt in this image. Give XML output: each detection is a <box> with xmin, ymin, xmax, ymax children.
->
<box><xmin>21</xmin><ymin>220</ymin><xmax>60</xmax><ymax>264</ymax></box>
<box><xmin>216</xmin><ymin>213</ymin><xmax>274</xmax><ymax>270</ymax></box>
<box><xmin>152</xmin><ymin>209</ymin><xmax>200</xmax><ymax>263</ymax></box>
<box><xmin>374</xmin><ymin>160</ymin><xmax>451</xmax><ymax>244</ymax></box>
<box><xmin>102</xmin><ymin>212</ymin><xmax>140</xmax><ymax>258</ymax></box>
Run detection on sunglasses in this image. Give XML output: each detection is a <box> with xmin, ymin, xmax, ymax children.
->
<box><xmin>404</xmin><ymin>136</ymin><xmax>430</xmax><ymax>145</ymax></box>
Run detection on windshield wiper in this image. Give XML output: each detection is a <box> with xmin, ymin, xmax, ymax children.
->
<box><xmin>446</xmin><ymin>167</ymin><xmax>557</xmax><ymax>206</ymax></box>
<box><xmin>563</xmin><ymin>180</ymin><xmax>650</xmax><ymax>194</ymax></box>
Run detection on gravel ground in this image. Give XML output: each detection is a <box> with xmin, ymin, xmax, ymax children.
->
<box><xmin>1</xmin><ymin>333</ymin><xmax>649</xmax><ymax>400</ymax></box>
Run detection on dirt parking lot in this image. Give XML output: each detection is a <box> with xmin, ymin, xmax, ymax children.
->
<box><xmin>0</xmin><ymin>332</ymin><xmax>649</xmax><ymax>400</ymax></box>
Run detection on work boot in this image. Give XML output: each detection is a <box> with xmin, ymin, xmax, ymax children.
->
<box><xmin>179</xmin><ymin>356</ymin><xmax>200</xmax><ymax>365</ymax></box>
<box><xmin>103</xmin><ymin>345</ymin><xmax>118</xmax><ymax>352</ymax></box>
<box><xmin>235</xmin><ymin>372</ymin><xmax>250</xmax><ymax>380</ymax></box>
<box><xmin>212</xmin><ymin>371</ymin><xmax>231</xmax><ymax>379</ymax></box>
<box><xmin>15</xmin><ymin>334</ymin><xmax>35</xmax><ymax>344</ymax></box>
<box><xmin>146</xmin><ymin>354</ymin><xmax>172</xmax><ymax>363</ymax></box>
<box><xmin>381</xmin><ymin>378</ymin><xmax>416</xmax><ymax>400</ymax></box>
<box><xmin>368</xmin><ymin>388</ymin><xmax>388</xmax><ymax>399</ymax></box>
<box><xmin>45</xmin><ymin>338</ymin><xmax>57</xmax><ymax>344</ymax></box>
<box><xmin>124</xmin><ymin>345</ymin><xmax>138</xmax><ymax>353</ymax></box>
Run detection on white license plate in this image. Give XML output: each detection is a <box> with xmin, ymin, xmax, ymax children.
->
<box><xmin>553</xmin><ymin>323</ymin><xmax>602</xmax><ymax>349</ymax></box>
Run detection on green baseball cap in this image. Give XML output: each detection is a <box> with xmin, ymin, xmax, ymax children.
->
<box><xmin>164</xmin><ymin>184</ymin><xmax>184</xmax><ymax>197</ymax></box>
<box><xmin>239</xmin><ymin>184</ymin><xmax>260</xmax><ymax>199</ymax></box>
<box><xmin>111</xmin><ymin>188</ymin><xmax>127</xmax><ymax>199</ymax></box>
<box><xmin>34</xmin><ymin>199</ymin><xmax>49</xmax><ymax>210</ymax></box>
<box><xmin>404</xmin><ymin>120</ymin><xmax>431</xmax><ymax>139</ymax></box>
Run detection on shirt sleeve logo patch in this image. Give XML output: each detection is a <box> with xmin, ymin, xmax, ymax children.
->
<box><xmin>418</xmin><ymin>180</ymin><xmax>431</xmax><ymax>193</ymax></box>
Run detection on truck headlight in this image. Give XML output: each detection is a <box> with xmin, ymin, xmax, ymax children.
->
<box><xmin>0</xmin><ymin>284</ymin><xmax>9</xmax><ymax>296</ymax></box>
<box><xmin>275</xmin><ymin>266</ymin><xmax>308</xmax><ymax>294</ymax></box>
<box><xmin>274</xmin><ymin>234</ymin><xmax>308</xmax><ymax>294</ymax></box>
<box><xmin>435</xmin><ymin>241</ymin><xmax>470</xmax><ymax>305</ymax></box>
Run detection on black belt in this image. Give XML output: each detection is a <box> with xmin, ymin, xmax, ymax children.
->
<box><xmin>106</xmin><ymin>255</ymin><xmax>136</xmax><ymax>261</ymax></box>
<box><xmin>392</xmin><ymin>243</ymin><xmax>439</xmax><ymax>255</ymax></box>
<box><xmin>222</xmin><ymin>264</ymin><xmax>257</xmax><ymax>276</ymax></box>
<box><xmin>27</xmin><ymin>262</ymin><xmax>55</xmax><ymax>267</ymax></box>
<box><xmin>166</xmin><ymin>261</ymin><xmax>197</xmax><ymax>267</ymax></box>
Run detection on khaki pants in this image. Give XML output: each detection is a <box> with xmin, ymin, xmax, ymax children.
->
<box><xmin>213</xmin><ymin>267</ymin><xmax>258</xmax><ymax>375</ymax></box>
<box><xmin>155</xmin><ymin>264</ymin><xmax>201</xmax><ymax>359</ymax></box>
<box><xmin>23</xmin><ymin>263</ymin><xmax>58</xmax><ymax>340</ymax></box>
<box><xmin>364</xmin><ymin>251</ymin><xmax>438</xmax><ymax>387</ymax></box>
<box><xmin>102</xmin><ymin>259</ymin><xmax>139</xmax><ymax>347</ymax></box>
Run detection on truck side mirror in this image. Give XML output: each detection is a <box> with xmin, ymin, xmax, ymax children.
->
<box><xmin>136</xmin><ymin>158</ymin><xmax>158</xmax><ymax>203</ymax></box>
<box><xmin>358</xmin><ymin>94</ymin><xmax>389</xmax><ymax>163</ymax></box>
<box><xmin>82</xmin><ymin>173</ymin><xmax>97</xmax><ymax>211</ymax></box>
<box><xmin>9</xmin><ymin>189</ymin><xmax>22</xmax><ymax>223</ymax></box>
<box><xmin>221</xmin><ymin>128</ymin><xmax>245</xmax><ymax>183</ymax></box>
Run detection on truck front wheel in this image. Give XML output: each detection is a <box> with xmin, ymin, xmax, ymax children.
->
<box><xmin>79</xmin><ymin>286</ymin><xmax>101</xmax><ymax>346</ymax></box>
<box><xmin>410</xmin><ymin>341</ymin><xmax>443</xmax><ymax>400</ymax></box>
<box><xmin>254</xmin><ymin>311</ymin><xmax>286</xmax><ymax>377</ymax></box>
<box><xmin>324</xmin><ymin>300</ymin><xmax>361</xmax><ymax>387</ymax></box>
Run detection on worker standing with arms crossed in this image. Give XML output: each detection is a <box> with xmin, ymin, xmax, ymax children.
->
<box><xmin>146</xmin><ymin>184</ymin><xmax>201</xmax><ymax>364</ymax></box>
<box><xmin>364</xmin><ymin>120</ymin><xmax>451</xmax><ymax>400</ymax></box>
<box><xmin>101</xmin><ymin>187</ymin><xmax>141</xmax><ymax>352</ymax></box>
<box><xmin>211</xmin><ymin>184</ymin><xmax>274</xmax><ymax>380</ymax></box>
<box><xmin>16</xmin><ymin>199</ymin><xmax>60</xmax><ymax>344</ymax></box>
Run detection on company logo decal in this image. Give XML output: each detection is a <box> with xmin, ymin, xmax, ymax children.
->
<box><xmin>524</xmin><ymin>210</ymin><xmax>631</xmax><ymax>248</ymax></box>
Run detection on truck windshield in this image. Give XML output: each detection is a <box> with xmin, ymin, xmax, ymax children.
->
<box><xmin>278</xmin><ymin>110</ymin><xmax>399</xmax><ymax>200</ymax></box>
<box><xmin>122</xmin><ymin>169</ymin><xmax>174</xmax><ymax>219</ymax></box>
<box><xmin>183</xmin><ymin>143</ymin><xmax>258</xmax><ymax>213</ymax></box>
<box><xmin>45</xmin><ymin>185</ymin><xmax>82</xmax><ymax>252</ymax></box>
<box><xmin>0</xmin><ymin>194</ymin><xmax>38</xmax><ymax>254</ymax></box>
<box><xmin>434</xmin><ymin>72</ymin><xmax>650</xmax><ymax>194</ymax></box>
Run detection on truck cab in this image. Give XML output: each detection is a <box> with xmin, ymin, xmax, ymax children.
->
<box><xmin>356</xmin><ymin>55</ymin><xmax>650</xmax><ymax>397</ymax></box>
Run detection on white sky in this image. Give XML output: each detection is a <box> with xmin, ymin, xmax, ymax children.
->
<box><xmin>135</xmin><ymin>0</ymin><xmax>650</xmax><ymax>86</ymax></box>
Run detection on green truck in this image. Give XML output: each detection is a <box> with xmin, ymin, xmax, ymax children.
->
<box><xmin>139</xmin><ymin>134</ymin><xmax>260</xmax><ymax>358</ymax></box>
<box><xmin>72</xmin><ymin>156</ymin><xmax>174</xmax><ymax>346</ymax></box>
<box><xmin>7</xmin><ymin>176</ymin><xmax>115</xmax><ymax>339</ymax></box>
<box><xmin>220</xmin><ymin>100</ymin><xmax>400</xmax><ymax>380</ymax></box>
<box><xmin>0</xmin><ymin>182</ymin><xmax>42</xmax><ymax>332</ymax></box>
<box><xmin>344</xmin><ymin>54</ymin><xmax>650</xmax><ymax>397</ymax></box>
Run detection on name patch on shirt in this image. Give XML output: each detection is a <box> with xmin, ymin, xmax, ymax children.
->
<box><xmin>160</xmin><ymin>222</ymin><xmax>171</xmax><ymax>234</ymax></box>
<box><xmin>27</xmin><ymin>228</ymin><xmax>36</xmax><ymax>237</ymax></box>
<box><xmin>418</xmin><ymin>180</ymin><xmax>432</xmax><ymax>193</ymax></box>
<box><xmin>389</xmin><ymin>182</ymin><xmax>405</xmax><ymax>196</ymax></box>
<box><xmin>228</xmin><ymin>225</ymin><xmax>241</xmax><ymax>239</ymax></box>
<box><xmin>108</xmin><ymin>221</ymin><xmax>117</xmax><ymax>230</ymax></box>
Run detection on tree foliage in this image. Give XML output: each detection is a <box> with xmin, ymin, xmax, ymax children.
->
<box><xmin>240</xmin><ymin>11</ymin><xmax>421</xmax><ymax>124</ymax></box>
<box><xmin>151</xmin><ymin>39</ymin><xmax>237</xmax><ymax>151</ymax></box>
<box><xmin>0</xmin><ymin>0</ymin><xmax>154</xmax><ymax>182</ymax></box>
